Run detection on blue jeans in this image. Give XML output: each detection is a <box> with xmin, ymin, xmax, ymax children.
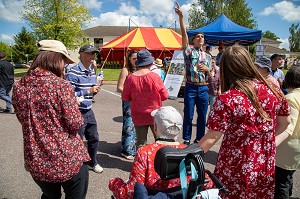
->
<box><xmin>121</xmin><ymin>101</ymin><xmax>136</xmax><ymax>156</ymax></box>
<box><xmin>208</xmin><ymin>94</ymin><xmax>217</xmax><ymax>113</ymax></box>
<box><xmin>0</xmin><ymin>84</ymin><xmax>13</xmax><ymax>110</ymax></box>
<box><xmin>183</xmin><ymin>83</ymin><xmax>209</xmax><ymax>141</ymax></box>
<box><xmin>79</xmin><ymin>109</ymin><xmax>99</xmax><ymax>167</ymax></box>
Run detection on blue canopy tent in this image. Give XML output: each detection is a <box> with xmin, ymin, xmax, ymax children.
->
<box><xmin>187</xmin><ymin>14</ymin><xmax>262</xmax><ymax>46</ymax></box>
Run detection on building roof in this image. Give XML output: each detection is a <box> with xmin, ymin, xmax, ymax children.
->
<box><xmin>261</xmin><ymin>37</ymin><xmax>282</xmax><ymax>44</ymax></box>
<box><xmin>83</xmin><ymin>26</ymin><xmax>181</xmax><ymax>37</ymax></box>
<box><xmin>264</xmin><ymin>45</ymin><xmax>290</xmax><ymax>55</ymax></box>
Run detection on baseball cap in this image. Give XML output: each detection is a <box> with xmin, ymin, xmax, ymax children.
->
<box><xmin>151</xmin><ymin>106</ymin><xmax>183</xmax><ymax>139</ymax></box>
<box><xmin>79</xmin><ymin>44</ymin><xmax>98</xmax><ymax>53</ymax></box>
<box><xmin>254</xmin><ymin>57</ymin><xmax>272</xmax><ymax>72</ymax></box>
<box><xmin>37</xmin><ymin>40</ymin><xmax>75</xmax><ymax>64</ymax></box>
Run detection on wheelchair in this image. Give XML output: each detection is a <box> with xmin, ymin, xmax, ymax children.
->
<box><xmin>111</xmin><ymin>144</ymin><xmax>229</xmax><ymax>199</ymax></box>
<box><xmin>150</xmin><ymin>143</ymin><xmax>229</xmax><ymax>198</ymax></box>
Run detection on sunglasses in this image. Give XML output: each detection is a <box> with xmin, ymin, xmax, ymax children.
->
<box><xmin>131</xmin><ymin>57</ymin><xmax>137</xmax><ymax>60</ymax></box>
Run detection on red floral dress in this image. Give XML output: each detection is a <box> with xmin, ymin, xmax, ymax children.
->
<box><xmin>207</xmin><ymin>80</ymin><xmax>290</xmax><ymax>199</ymax></box>
<box><xmin>12</xmin><ymin>69</ymin><xmax>90</xmax><ymax>183</ymax></box>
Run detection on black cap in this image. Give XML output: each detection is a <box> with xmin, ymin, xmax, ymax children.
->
<box><xmin>79</xmin><ymin>44</ymin><xmax>98</xmax><ymax>53</ymax></box>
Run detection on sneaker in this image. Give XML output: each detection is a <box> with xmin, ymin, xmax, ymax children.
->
<box><xmin>88</xmin><ymin>164</ymin><xmax>103</xmax><ymax>173</ymax></box>
<box><xmin>194</xmin><ymin>139</ymin><xmax>199</xmax><ymax>144</ymax></box>
<box><xmin>1</xmin><ymin>109</ymin><xmax>15</xmax><ymax>114</ymax></box>
<box><xmin>121</xmin><ymin>153</ymin><xmax>135</xmax><ymax>160</ymax></box>
<box><xmin>183</xmin><ymin>140</ymin><xmax>190</xmax><ymax>145</ymax></box>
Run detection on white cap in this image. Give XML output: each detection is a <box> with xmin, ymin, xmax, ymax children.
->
<box><xmin>37</xmin><ymin>40</ymin><xmax>75</xmax><ymax>64</ymax></box>
<box><xmin>151</xmin><ymin>106</ymin><xmax>183</xmax><ymax>139</ymax></box>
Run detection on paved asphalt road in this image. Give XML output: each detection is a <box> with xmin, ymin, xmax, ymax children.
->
<box><xmin>0</xmin><ymin>84</ymin><xmax>299</xmax><ymax>199</ymax></box>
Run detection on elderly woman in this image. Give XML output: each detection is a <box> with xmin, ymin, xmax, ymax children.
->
<box><xmin>109</xmin><ymin>106</ymin><xmax>186</xmax><ymax>199</ymax></box>
<box><xmin>12</xmin><ymin>40</ymin><xmax>90</xmax><ymax>199</ymax></box>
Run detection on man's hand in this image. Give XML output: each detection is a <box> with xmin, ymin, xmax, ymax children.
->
<box><xmin>198</xmin><ymin>64</ymin><xmax>210</xmax><ymax>73</ymax></box>
<box><xmin>278</xmin><ymin>78</ymin><xmax>283</xmax><ymax>86</ymax></box>
<box><xmin>174</xmin><ymin>2</ymin><xmax>183</xmax><ymax>18</ymax></box>
<box><xmin>88</xmin><ymin>86</ymin><xmax>100</xmax><ymax>94</ymax></box>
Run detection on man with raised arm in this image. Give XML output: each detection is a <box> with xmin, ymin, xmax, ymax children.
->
<box><xmin>175</xmin><ymin>2</ymin><xmax>212</xmax><ymax>145</ymax></box>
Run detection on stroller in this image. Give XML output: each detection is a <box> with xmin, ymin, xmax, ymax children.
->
<box><xmin>136</xmin><ymin>144</ymin><xmax>229</xmax><ymax>199</ymax></box>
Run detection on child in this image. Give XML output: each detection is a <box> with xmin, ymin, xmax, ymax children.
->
<box><xmin>275</xmin><ymin>66</ymin><xmax>300</xmax><ymax>199</ymax></box>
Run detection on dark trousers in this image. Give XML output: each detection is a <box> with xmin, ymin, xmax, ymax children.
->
<box><xmin>183</xmin><ymin>83</ymin><xmax>209</xmax><ymax>141</ymax></box>
<box><xmin>79</xmin><ymin>109</ymin><xmax>99</xmax><ymax>167</ymax></box>
<box><xmin>33</xmin><ymin>164</ymin><xmax>89</xmax><ymax>199</ymax></box>
<box><xmin>275</xmin><ymin>166</ymin><xmax>296</xmax><ymax>199</ymax></box>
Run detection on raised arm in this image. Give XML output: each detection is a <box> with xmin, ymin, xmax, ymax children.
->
<box><xmin>175</xmin><ymin>2</ymin><xmax>188</xmax><ymax>48</ymax></box>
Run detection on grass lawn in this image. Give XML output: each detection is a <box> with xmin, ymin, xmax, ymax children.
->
<box><xmin>14</xmin><ymin>68</ymin><xmax>121</xmax><ymax>81</ymax></box>
<box><xmin>99</xmin><ymin>68</ymin><xmax>121</xmax><ymax>81</ymax></box>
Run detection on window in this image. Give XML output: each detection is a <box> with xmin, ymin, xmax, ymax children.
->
<box><xmin>94</xmin><ymin>38</ymin><xmax>103</xmax><ymax>49</ymax></box>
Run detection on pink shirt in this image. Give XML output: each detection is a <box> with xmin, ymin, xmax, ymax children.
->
<box><xmin>122</xmin><ymin>72</ymin><xmax>168</xmax><ymax>126</ymax></box>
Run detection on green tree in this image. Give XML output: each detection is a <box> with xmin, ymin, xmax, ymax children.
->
<box><xmin>263</xmin><ymin>30</ymin><xmax>279</xmax><ymax>40</ymax></box>
<box><xmin>22</xmin><ymin>0</ymin><xmax>91</xmax><ymax>49</ymax></box>
<box><xmin>0</xmin><ymin>42</ymin><xmax>11</xmax><ymax>60</ymax></box>
<box><xmin>12</xmin><ymin>27</ymin><xmax>37</xmax><ymax>63</ymax></box>
<box><xmin>289</xmin><ymin>23</ymin><xmax>300</xmax><ymax>52</ymax></box>
<box><xmin>188</xmin><ymin>0</ymin><xmax>256</xmax><ymax>30</ymax></box>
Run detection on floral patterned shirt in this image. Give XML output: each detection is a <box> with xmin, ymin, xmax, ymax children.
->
<box><xmin>207</xmin><ymin>80</ymin><xmax>290</xmax><ymax>199</ymax></box>
<box><xmin>109</xmin><ymin>142</ymin><xmax>187</xmax><ymax>199</ymax></box>
<box><xmin>12</xmin><ymin>69</ymin><xmax>90</xmax><ymax>183</ymax></box>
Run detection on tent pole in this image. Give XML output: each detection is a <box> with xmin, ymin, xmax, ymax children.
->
<box><xmin>128</xmin><ymin>18</ymin><xmax>130</xmax><ymax>32</ymax></box>
<box><xmin>101</xmin><ymin>48</ymin><xmax>112</xmax><ymax>70</ymax></box>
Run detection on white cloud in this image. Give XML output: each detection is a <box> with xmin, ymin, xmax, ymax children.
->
<box><xmin>117</xmin><ymin>2</ymin><xmax>138</xmax><ymax>16</ymax></box>
<box><xmin>279</xmin><ymin>38</ymin><xmax>290</xmax><ymax>50</ymax></box>
<box><xmin>259</xmin><ymin>1</ymin><xmax>300</xmax><ymax>22</ymax></box>
<box><xmin>0</xmin><ymin>0</ymin><xmax>25</xmax><ymax>23</ymax></box>
<box><xmin>81</xmin><ymin>0</ymin><xmax>103</xmax><ymax>10</ymax></box>
<box><xmin>86</xmin><ymin>12</ymin><xmax>152</xmax><ymax>28</ymax></box>
<box><xmin>84</xmin><ymin>1</ymin><xmax>193</xmax><ymax>29</ymax></box>
<box><xmin>0</xmin><ymin>34</ymin><xmax>14</xmax><ymax>44</ymax></box>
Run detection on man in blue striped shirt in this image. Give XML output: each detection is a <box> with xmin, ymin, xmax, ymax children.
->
<box><xmin>66</xmin><ymin>44</ymin><xmax>103</xmax><ymax>173</ymax></box>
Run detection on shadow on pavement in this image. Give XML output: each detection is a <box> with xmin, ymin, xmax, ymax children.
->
<box><xmin>97</xmin><ymin>140</ymin><xmax>133</xmax><ymax>172</ymax></box>
<box><xmin>203</xmin><ymin>150</ymin><xmax>218</xmax><ymax>166</ymax></box>
<box><xmin>112</xmin><ymin>116</ymin><xmax>123</xmax><ymax>123</ymax></box>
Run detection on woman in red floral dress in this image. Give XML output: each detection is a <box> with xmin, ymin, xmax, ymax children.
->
<box><xmin>198</xmin><ymin>46</ymin><xmax>291</xmax><ymax>199</ymax></box>
<box><xmin>12</xmin><ymin>40</ymin><xmax>90</xmax><ymax>199</ymax></box>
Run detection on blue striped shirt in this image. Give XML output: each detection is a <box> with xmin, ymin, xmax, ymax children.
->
<box><xmin>66</xmin><ymin>62</ymin><xmax>96</xmax><ymax>110</ymax></box>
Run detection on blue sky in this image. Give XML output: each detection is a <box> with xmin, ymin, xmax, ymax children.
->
<box><xmin>0</xmin><ymin>0</ymin><xmax>299</xmax><ymax>50</ymax></box>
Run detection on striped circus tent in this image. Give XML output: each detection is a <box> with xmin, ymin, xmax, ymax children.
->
<box><xmin>101</xmin><ymin>27</ymin><xmax>182</xmax><ymax>68</ymax></box>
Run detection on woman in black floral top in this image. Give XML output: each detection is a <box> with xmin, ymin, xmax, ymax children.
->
<box><xmin>12</xmin><ymin>40</ymin><xmax>90</xmax><ymax>199</ymax></box>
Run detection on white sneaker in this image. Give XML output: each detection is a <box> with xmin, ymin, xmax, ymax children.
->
<box><xmin>88</xmin><ymin>164</ymin><xmax>103</xmax><ymax>173</ymax></box>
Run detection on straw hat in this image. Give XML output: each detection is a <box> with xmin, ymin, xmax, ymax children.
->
<box><xmin>153</xmin><ymin>58</ymin><xmax>163</xmax><ymax>67</ymax></box>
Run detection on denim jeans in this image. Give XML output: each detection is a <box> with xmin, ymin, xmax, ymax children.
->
<box><xmin>33</xmin><ymin>164</ymin><xmax>89</xmax><ymax>199</ymax></box>
<box><xmin>275</xmin><ymin>166</ymin><xmax>296</xmax><ymax>199</ymax></box>
<box><xmin>183</xmin><ymin>83</ymin><xmax>209</xmax><ymax>141</ymax></box>
<box><xmin>208</xmin><ymin>94</ymin><xmax>217</xmax><ymax>113</ymax></box>
<box><xmin>79</xmin><ymin>109</ymin><xmax>99</xmax><ymax>167</ymax></box>
<box><xmin>121</xmin><ymin>101</ymin><xmax>136</xmax><ymax>156</ymax></box>
<box><xmin>0</xmin><ymin>84</ymin><xmax>13</xmax><ymax>110</ymax></box>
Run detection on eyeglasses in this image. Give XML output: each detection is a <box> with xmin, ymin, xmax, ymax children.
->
<box><xmin>132</xmin><ymin>57</ymin><xmax>137</xmax><ymax>60</ymax></box>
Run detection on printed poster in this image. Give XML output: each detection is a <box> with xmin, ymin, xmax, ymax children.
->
<box><xmin>164</xmin><ymin>50</ymin><xmax>185</xmax><ymax>99</ymax></box>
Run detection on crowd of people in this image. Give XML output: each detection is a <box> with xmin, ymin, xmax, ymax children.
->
<box><xmin>1</xmin><ymin>2</ymin><xmax>299</xmax><ymax>199</ymax></box>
